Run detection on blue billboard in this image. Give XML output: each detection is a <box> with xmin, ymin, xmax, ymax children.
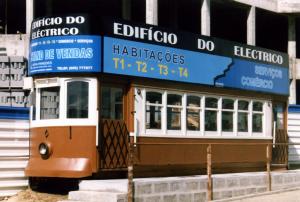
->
<box><xmin>29</xmin><ymin>35</ymin><xmax>101</xmax><ymax>74</ymax></box>
<box><xmin>103</xmin><ymin>36</ymin><xmax>289</xmax><ymax>95</ymax></box>
<box><xmin>29</xmin><ymin>15</ymin><xmax>101</xmax><ymax>75</ymax></box>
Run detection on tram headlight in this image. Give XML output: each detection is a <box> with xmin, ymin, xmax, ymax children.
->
<box><xmin>38</xmin><ymin>142</ymin><xmax>52</xmax><ymax>159</ymax></box>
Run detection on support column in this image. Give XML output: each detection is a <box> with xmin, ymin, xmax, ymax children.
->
<box><xmin>201</xmin><ymin>0</ymin><xmax>210</xmax><ymax>36</ymax></box>
<box><xmin>122</xmin><ymin>0</ymin><xmax>131</xmax><ymax>20</ymax></box>
<box><xmin>288</xmin><ymin>16</ymin><xmax>296</xmax><ymax>104</ymax></box>
<box><xmin>146</xmin><ymin>0</ymin><xmax>158</xmax><ymax>25</ymax></box>
<box><xmin>26</xmin><ymin>0</ymin><xmax>34</xmax><ymax>34</ymax></box>
<box><xmin>247</xmin><ymin>6</ymin><xmax>255</xmax><ymax>46</ymax></box>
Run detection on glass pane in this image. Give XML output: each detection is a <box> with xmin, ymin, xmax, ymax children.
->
<box><xmin>205</xmin><ymin>110</ymin><xmax>217</xmax><ymax>131</ymax></box>
<box><xmin>31</xmin><ymin>90</ymin><xmax>36</xmax><ymax>120</ymax></box>
<box><xmin>40</xmin><ymin>87</ymin><xmax>60</xmax><ymax>120</ymax></box>
<box><xmin>67</xmin><ymin>81</ymin><xmax>89</xmax><ymax>118</ymax></box>
<box><xmin>253</xmin><ymin>114</ymin><xmax>263</xmax><ymax>132</ymax></box>
<box><xmin>101</xmin><ymin>87</ymin><xmax>111</xmax><ymax>119</ymax></box>
<box><xmin>187</xmin><ymin>109</ymin><xmax>200</xmax><ymax>130</ymax></box>
<box><xmin>101</xmin><ymin>87</ymin><xmax>123</xmax><ymax>120</ymax></box>
<box><xmin>253</xmin><ymin>102</ymin><xmax>263</xmax><ymax>111</ymax></box>
<box><xmin>167</xmin><ymin>94</ymin><xmax>182</xmax><ymax>106</ymax></box>
<box><xmin>238</xmin><ymin>100</ymin><xmax>249</xmax><ymax>110</ymax></box>
<box><xmin>167</xmin><ymin>108</ymin><xmax>181</xmax><ymax>130</ymax></box>
<box><xmin>205</xmin><ymin>97</ymin><xmax>218</xmax><ymax>108</ymax></box>
<box><xmin>222</xmin><ymin>99</ymin><xmax>234</xmax><ymax>109</ymax></box>
<box><xmin>273</xmin><ymin>104</ymin><xmax>284</xmax><ymax>129</ymax></box>
<box><xmin>238</xmin><ymin>112</ymin><xmax>248</xmax><ymax>132</ymax></box>
<box><xmin>146</xmin><ymin>92</ymin><xmax>162</xmax><ymax>104</ymax></box>
<box><xmin>187</xmin><ymin>96</ymin><xmax>200</xmax><ymax>107</ymax></box>
<box><xmin>222</xmin><ymin>111</ymin><xmax>233</xmax><ymax>132</ymax></box>
<box><xmin>146</xmin><ymin>106</ymin><xmax>161</xmax><ymax>129</ymax></box>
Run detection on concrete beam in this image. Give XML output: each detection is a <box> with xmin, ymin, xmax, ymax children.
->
<box><xmin>146</xmin><ymin>0</ymin><xmax>158</xmax><ymax>25</ymax></box>
<box><xmin>201</xmin><ymin>0</ymin><xmax>210</xmax><ymax>36</ymax></box>
<box><xmin>234</xmin><ymin>0</ymin><xmax>300</xmax><ymax>13</ymax></box>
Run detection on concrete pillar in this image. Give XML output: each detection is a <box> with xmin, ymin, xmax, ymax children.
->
<box><xmin>288</xmin><ymin>16</ymin><xmax>296</xmax><ymax>104</ymax></box>
<box><xmin>201</xmin><ymin>0</ymin><xmax>210</xmax><ymax>36</ymax></box>
<box><xmin>247</xmin><ymin>6</ymin><xmax>255</xmax><ymax>46</ymax></box>
<box><xmin>122</xmin><ymin>0</ymin><xmax>131</xmax><ymax>20</ymax></box>
<box><xmin>146</xmin><ymin>0</ymin><xmax>158</xmax><ymax>25</ymax></box>
<box><xmin>26</xmin><ymin>0</ymin><xmax>34</xmax><ymax>34</ymax></box>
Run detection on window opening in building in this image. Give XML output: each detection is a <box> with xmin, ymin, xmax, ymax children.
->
<box><xmin>256</xmin><ymin>8</ymin><xmax>288</xmax><ymax>53</ymax></box>
<box><xmin>211</xmin><ymin>0</ymin><xmax>247</xmax><ymax>43</ymax></box>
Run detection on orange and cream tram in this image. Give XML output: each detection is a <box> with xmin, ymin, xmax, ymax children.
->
<box><xmin>25</xmin><ymin>16</ymin><xmax>290</xmax><ymax>184</ymax></box>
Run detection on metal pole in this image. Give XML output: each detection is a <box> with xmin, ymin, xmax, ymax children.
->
<box><xmin>266</xmin><ymin>144</ymin><xmax>271</xmax><ymax>191</ymax></box>
<box><xmin>207</xmin><ymin>144</ymin><xmax>212</xmax><ymax>201</ymax></box>
<box><xmin>127</xmin><ymin>143</ymin><xmax>134</xmax><ymax>202</ymax></box>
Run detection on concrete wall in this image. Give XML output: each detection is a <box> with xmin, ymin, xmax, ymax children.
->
<box><xmin>0</xmin><ymin>35</ymin><xmax>29</xmax><ymax>57</ymax></box>
<box><xmin>134</xmin><ymin>170</ymin><xmax>300</xmax><ymax>201</ymax></box>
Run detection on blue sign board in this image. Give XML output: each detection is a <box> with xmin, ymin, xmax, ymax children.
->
<box><xmin>29</xmin><ymin>35</ymin><xmax>101</xmax><ymax>75</ymax></box>
<box><xmin>103</xmin><ymin>36</ymin><xmax>289</xmax><ymax>95</ymax></box>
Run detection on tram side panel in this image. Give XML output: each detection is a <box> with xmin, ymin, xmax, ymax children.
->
<box><xmin>25</xmin><ymin>126</ymin><xmax>98</xmax><ymax>178</ymax></box>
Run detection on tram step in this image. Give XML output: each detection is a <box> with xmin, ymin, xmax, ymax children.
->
<box><xmin>79</xmin><ymin>179</ymin><xmax>128</xmax><ymax>193</ymax></box>
<box><xmin>68</xmin><ymin>191</ymin><xmax>127</xmax><ymax>202</ymax></box>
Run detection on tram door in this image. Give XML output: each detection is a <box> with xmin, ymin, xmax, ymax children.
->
<box><xmin>272</xmin><ymin>102</ymin><xmax>288</xmax><ymax>166</ymax></box>
<box><xmin>99</xmin><ymin>86</ymin><xmax>129</xmax><ymax>170</ymax></box>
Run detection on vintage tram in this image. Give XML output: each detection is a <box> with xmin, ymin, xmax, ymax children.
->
<box><xmin>25</xmin><ymin>16</ymin><xmax>290</xmax><ymax>183</ymax></box>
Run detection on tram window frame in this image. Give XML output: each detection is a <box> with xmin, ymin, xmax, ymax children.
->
<box><xmin>66</xmin><ymin>81</ymin><xmax>89</xmax><ymax>119</ymax></box>
<box><xmin>31</xmin><ymin>77</ymin><xmax>98</xmax><ymax>127</ymax></box>
<box><xmin>101</xmin><ymin>86</ymin><xmax>124</xmax><ymax>120</ymax></box>
<box><xmin>39</xmin><ymin>86</ymin><xmax>60</xmax><ymax>120</ymax></box>
<box><xmin>135</xmin><ymin>88</ymin><xmax>271</xmax><ymax>139</ymax></box>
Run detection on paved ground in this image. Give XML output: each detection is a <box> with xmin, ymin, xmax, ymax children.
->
<box><xmin>227</xmin><ymin>188</ymin><xmax>300</xmax><ymax>202</ymax></box>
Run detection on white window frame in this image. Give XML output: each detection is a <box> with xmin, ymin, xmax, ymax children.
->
<box><xmin>144</xmin><ymin>89</ymin><xmax>164</xmax><ymax>135</ymax></box>
<box><xmin>186</xmin><ymin>94</ymin><xmax>202</xmax><ymax>136</ymax></box>
<box><xmin>30</xmin><ymin>77</ymin><xmax>98</xmax><ymax>128</ymax></box>
<box><xmin>221</xmin><ymin>97</ymin><xmax>236</xmax><ymax>137</ymax></box>
<box><xmin>134</xmin><ymin>87</ymin><xmax>272</xmax><ymax>139</ymax></box>
<box><xmin>166</xmin><ymin>92</ymin><xmax>184</xmax><ymax>136</ymax></box>
<box><xmin>251</xmin><ymin>101</ymin><xmax>264</xmax><ymax>137</ymax></box>
<box><xmin>237</xmin><ymin>99</ymin><xmax>250</xmax><ymax>137</ymax></box>
<box><xmin>204</xmin><ymin>96</ymin><xmax>220</xmax><ymax>137</ymax></box>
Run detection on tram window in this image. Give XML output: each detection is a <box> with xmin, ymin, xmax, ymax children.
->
<box><xmin>222</xmin><ymin>99</ymin><xmax>234</xmax><ymax>132</ymax></box>
<box><xmin>40</xmin><ymin>87</ymin><xmax>60</xmax><ymax>120</ymax></box>
<box><xmin>146</xmin><ymin>91</ymin><xmax>162</xmax><ymax>129</ymax></box>
<box><xmin>252</xmin><ymin>102</ymin><xmax>263</xmax><ymax>132</ymax></box>
<box><xmin>167</xmin><ymin>94</ymin><xmax>182</xmax><ymax>130</ymax></box>
<box><xmin>205</xmin><ymin>97</ymin><xmax>218</xmax><ymax>131</ymax></box>
<box><xmin>101</xmin><ymin>87</ymin><xmax>123</xmax><ymax>120</ymax></box>
<box><xmin>187</xmin><ymin>95</ymin><xmax>201</xmax><ymax>131</ymax></box>
<box><xmin>67</xmin><ymin>81</ymin><xmax>89</xmax><ymax>118</ymax></box>
<box><xmin>238</xmin><ymin>100</ymin><xmax>249</xmax><ymax>132</ymax></box>
<box><xmin>31</xmin><ymin>90</ymin><xmax>36</xmax><ymax>121</ymax></box>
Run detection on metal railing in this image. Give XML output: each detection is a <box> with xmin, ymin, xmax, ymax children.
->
<box><xmin>127</xmin><ymin>142</ymin><xmax>299</xmax><ymax>202</ymax></box>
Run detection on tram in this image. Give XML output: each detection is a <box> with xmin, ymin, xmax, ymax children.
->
<box><xmin>25</xmin><ymin>16</ymin><xmax>290</xmax><ymax>182</ymax></box>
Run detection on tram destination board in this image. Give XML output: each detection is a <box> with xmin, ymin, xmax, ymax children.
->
<box><xmin>103</xmin><ymin>20</ymin><xmax>289</xmax><ymax>96</ymax></box>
